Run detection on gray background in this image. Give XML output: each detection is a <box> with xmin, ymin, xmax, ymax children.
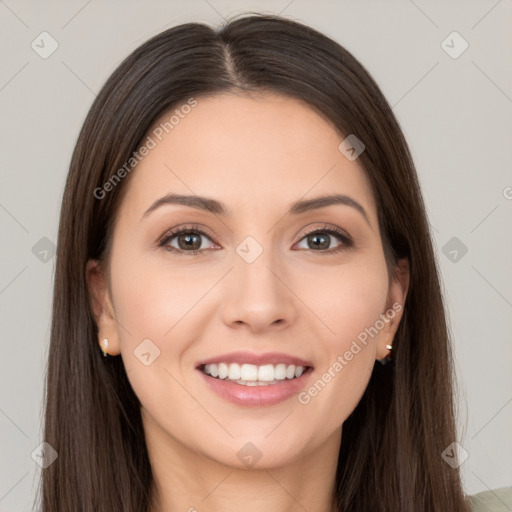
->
<box><xmin>1</xmin><ymin>0</ymin><xmax>511</xmax><ymax>510</ymax></box>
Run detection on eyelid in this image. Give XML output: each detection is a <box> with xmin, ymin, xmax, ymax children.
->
<box><xmin>298</xmin><ymin>224</ymin><xmax>352</xmax><ymax>242</ymax></box>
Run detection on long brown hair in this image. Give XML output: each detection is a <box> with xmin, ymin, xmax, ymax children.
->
<box><xmin>37</xmin><ymin>13</ymin><xmax>472</xmax><ymax>511</ymax></box>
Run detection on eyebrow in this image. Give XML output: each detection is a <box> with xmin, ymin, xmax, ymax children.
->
<box><xmin>142</xmin><ymin>192</ymin><xmax>371</xmax><ymax>226</ymax></box>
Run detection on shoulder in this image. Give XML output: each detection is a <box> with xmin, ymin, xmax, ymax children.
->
<box><xmin>467</xmin><ymin>487</ymin><xmax>512</xmax><ymax>511</ymax></box>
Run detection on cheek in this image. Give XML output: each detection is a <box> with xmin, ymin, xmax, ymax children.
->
<box><xmin>297</xmin><ymin>258</ymin><xmax>389</xmax><ymax>426</ymax></box>
<box><xmin>109</xmin><ymin>253</ymin><xmax>210</xmax><ymax>418</ymax></box>
<box><xmin>312</xmin><ymin>256</ymin><xmax>389</xmax><ymax>349</ymax></box>
<box><xmin>111</xmin><ymin>250</ymin><xmax>214</xmax><ymax>344</ymax></box>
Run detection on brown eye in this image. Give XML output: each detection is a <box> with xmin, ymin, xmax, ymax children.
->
<box><xmin>160</xmin><ymin>227</ymin><xmax>217</xmax><ymax>255</ymax></box>
<box><xmin>295</xmin><ymin>227</ymin><xmax>352</xmax><ymax>252</ymax></box>
<box><xmin>305</xmin><ymin>232</ymin><xmax>331</xmax><ymax>250</ymax></box>
<box><xmin>175</xmin><ymin>232</ymin><xmax>203</xmax><ymax>251</ymax></box>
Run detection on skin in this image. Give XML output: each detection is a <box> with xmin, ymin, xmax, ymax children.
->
<box><xmin>87</xmin><ymin>91</ymin><xmax>409</xmax><ymax>512</ymax></box>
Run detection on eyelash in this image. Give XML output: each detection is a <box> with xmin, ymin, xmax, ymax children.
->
<box><xmin>158</xmin><ymin>223</ymin><xmax>354</xmax><ymax>256</ymax></box>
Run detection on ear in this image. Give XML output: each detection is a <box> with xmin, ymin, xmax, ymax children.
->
<box><xmin>85</xmin><ymin>259</ymin><xmax>121</xmax><ymax>356</ymax></box>
<box><xmin>375</xmin><ymin>257</ymin><xmax>410</xmax><ymax>360</ymax></box>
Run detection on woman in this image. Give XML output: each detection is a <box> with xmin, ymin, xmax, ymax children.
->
<box><xmin>37</xmin><ymin>13</ymin><xmax>484</xmax><ymax>511</ymax></box>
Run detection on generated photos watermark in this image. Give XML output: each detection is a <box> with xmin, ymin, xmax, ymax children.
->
<box><xmin>298</xmin><ymin>302</ymin><xmax>402</xmax><ymax>405</ymax></box>
<box><xmin>93</xmin><ymin>97</ymin><xmax>198</xmax><ymax>200</ymax></box>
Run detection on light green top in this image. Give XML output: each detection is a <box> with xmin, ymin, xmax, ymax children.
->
<box><xmin>468</xmin><ymin>487</ymin><xmax>512</xmax><ymax>511</ymax></box>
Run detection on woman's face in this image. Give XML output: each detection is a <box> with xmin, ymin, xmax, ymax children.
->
<box><xmin>87</xmin><ymin>92</ymin><xmax>408</xmax><ymax>470</ymax></box>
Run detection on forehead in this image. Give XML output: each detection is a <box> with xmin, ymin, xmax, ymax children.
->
<box><xmin>118</xmin><ymin>92</ymin><xmax>377</xmax><ymax>224</ymax></box>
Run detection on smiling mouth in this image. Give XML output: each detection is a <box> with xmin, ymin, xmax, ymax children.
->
<box><xmin>199</xmin><ymin>362</ymin><xmax>312</xmax><ymax>386</ymax></box>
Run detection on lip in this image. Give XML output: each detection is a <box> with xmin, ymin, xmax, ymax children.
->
<box><xmin>198</xmin><ymin>367</ymin><xmax>313</xmax><ymax>406</ymax></box>
<box><xmin>196</xmin><ymin>350</ymin><xmax>313</xmax><ymax>368</ymax></box>
<box><xmin>196</xmin><ymin>351</ymin><xmax>314</xmax><ymax>407</ymax></box>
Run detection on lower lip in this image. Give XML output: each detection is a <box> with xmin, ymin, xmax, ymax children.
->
<box><xmin>197</xmin><ymin>368</ymin><xmax>313</xmax><ymax>407</ymax></box>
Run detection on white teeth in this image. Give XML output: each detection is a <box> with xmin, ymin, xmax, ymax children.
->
<box><xmin>275</xmin><ymin>363</ymin><xmax>287</xmax><ymax>380</ymax></box>
<box><xmin>218</xmin><ymin>363</ymin><xmax>228</xmax><ymax>379</ymax></box>
<box><xmin>258</xmin><ymin>364</ymin><xmax>275</xmax><ymax>382</ymax></box>
<box><xmin>201</xmin><ymin>362</ymin><xmax>307</xmax><ymax>384</ymax></box>
<box><xmin>240</xmin><ymin>364</ymin><xmax>258</xmax><ymax>381</ymax></box>
<box><xmin>228</xmin><ymin>363</ymin><xmax>241</xmax><ymax>380</ymax></box>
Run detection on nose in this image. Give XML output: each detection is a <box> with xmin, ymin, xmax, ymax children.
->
<box><xmin>220</xmin><ymin>248</ymin><xmax>298</xmax><ymax>334</ymax></box>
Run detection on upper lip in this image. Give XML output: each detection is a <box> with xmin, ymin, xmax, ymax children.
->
<box><xmin>196</xmin><ymin>351</ymin><xmax>313</xmax><ymax>369</ymax></box>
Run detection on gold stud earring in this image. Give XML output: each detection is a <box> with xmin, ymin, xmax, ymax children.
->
<box><xmin>101</xmin><ymin>338</ymin><xmax>109</xmax><ymax>357</ymax></box>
